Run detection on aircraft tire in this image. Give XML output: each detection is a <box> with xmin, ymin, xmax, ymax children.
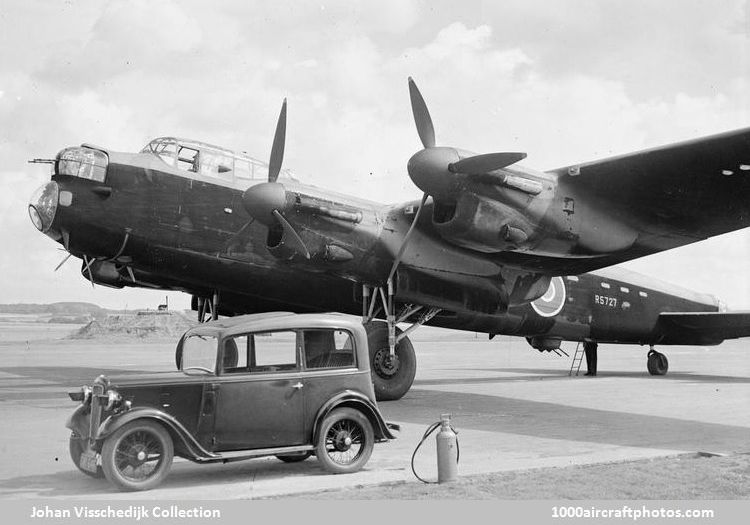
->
<box><xmin>647</xmin><ymin>350</ymin><xmax>669</xmax><ymax>376</ymax></box>
<box><xmin>364</xmin><ymin>321</ymin><xmax>416</xmax><ymax>401</ymax></box>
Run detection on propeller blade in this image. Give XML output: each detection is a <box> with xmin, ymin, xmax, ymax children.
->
<box><xmin>126</xmin><ymin>266</ymin><xmax>136</xmax><ymax>283</ymax></box>
<box><xmin>387</xmin><ymin>193</ymin><xmax>429</xmax><ymax>282</ymax></box>
<box><xmin>408</xmin><ymin>78</ymin><xmax>435</xmax><ymax>149</ymax></box>
<box><xmin>54</xmin><ymin>253</ymin><xmax>72</xmax><ymax>272</ymax></box>
<box><xmin>449</xmin><ymin>152</ymin><xmax>527</xmax><ymax>174</ymax></box>
<box><xmin>272</xmin><ymin>209</ymin><xmax>310</xmax><ymax>259</ymax></box>
<box><xmin>268</xmin><ymin>98</ymin><xmax>287</xmax><ymax>183</ymax></box>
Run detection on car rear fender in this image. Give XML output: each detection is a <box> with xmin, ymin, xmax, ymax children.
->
<box><xmin>97</xmin><ymin>407</ymin><xmax>214</xmax><ymax>460</ymax></box>
<box><xmin>312</xmin><ymin>390</ymin><xmax>396</xmax><ymax>442</ymax></box>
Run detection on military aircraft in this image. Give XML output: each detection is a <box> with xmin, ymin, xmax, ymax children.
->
<box><xmin>28</xmin><ymin>78</ymin><xmax>750</xmax><ymax>400</ymax></box>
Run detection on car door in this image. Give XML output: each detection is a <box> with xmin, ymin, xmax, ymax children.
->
<box><xmin>212</xmin><ymin>330</ymin><xmax>305</xmax><ymax>451</ymax></box>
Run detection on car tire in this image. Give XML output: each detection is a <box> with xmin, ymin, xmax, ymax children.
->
<box><xmin>101</xmin><ymin>420</ymin><xmax>174</xmax><ymax>492</ymax></box>
<box><xmin>69</xmin><ymin>433</ymin><xmax>104</xmax><ymax>479</ymax></box>
<box><xmin>315</xmin><ymin>407</ymin><xmax>374</xmax><ymax>474</ymax></box>
<box><xmin>275</xmin><ymin>451</ymin><xmax>313</xmax><ymax>463</ymax></box>
<box><xmin>365</xmin><ymin>321</ymin><xmax>416</xmax><ymax>401</ymax></box>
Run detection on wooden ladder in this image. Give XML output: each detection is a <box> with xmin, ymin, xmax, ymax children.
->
<box><xmin>569</xmin><ymin>342</ymin><xmax>584</xmax><ymax>376</ymax></box>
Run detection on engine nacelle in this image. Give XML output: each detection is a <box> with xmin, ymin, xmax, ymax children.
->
<box><xmin>432</xmin><ymin>192</ymin><xmax>536</xmax><ymax>253</ymax></box>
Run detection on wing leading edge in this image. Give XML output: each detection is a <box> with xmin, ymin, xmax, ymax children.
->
<box><xmin>543</xmin><ymin>127</ymin><xmax>750</xmax><ymax>273</ymax></box>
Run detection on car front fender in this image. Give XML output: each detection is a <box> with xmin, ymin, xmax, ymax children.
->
<box><xmin>97</xmin><ymin>407</ymin><xmax>215</xmax><ymax>460</ymax></box>
<box><xmin>313</xmin><ymin>390</ymin><xmax>397</xmax><ymax>442</ymax></box>
<box><xmin>65</xmin><ymin>404</ymin><xmax>90</xmax><ymax>437</ymax></box>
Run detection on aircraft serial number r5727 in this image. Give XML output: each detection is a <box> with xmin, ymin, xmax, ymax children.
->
<box><xmin>594</xmin><ymin>295</ymin><xmax>618</xmax><ymax>308</ymax></box>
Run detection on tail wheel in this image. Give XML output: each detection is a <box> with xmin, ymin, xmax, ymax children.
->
<box><xmin>315</xmin><ymin>408</ymin><xmax>374</xmax><ymax>474</ymax></box>
<box><xmin>647</xmin><ymin>350</ymin><xmax>669</xmax><ymax>376</ymax></box>
<box><xmin>101</xmin><ymin>420</ymin><xmax>174</xmax><ymax>492</ymax></box>
<box><xmin>365</xmin><ymin>321</ymin><xmax>416</xmax><ymax>401</ymax></box>
<box><xmin>69</xmin><ymin>433</ymin><xmax>104</xmax><ymax>479</ymax></box>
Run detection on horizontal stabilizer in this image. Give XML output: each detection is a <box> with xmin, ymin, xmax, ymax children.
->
<box><xmin>657</xmin><ymin>311</ymin><xmax>750</xmax><ymax>343</ymax></box>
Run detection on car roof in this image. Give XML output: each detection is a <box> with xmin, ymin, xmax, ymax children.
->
<box><xmin>184</xmin><ymin>312</ymin><xmax>366</xmax><ymax>338</ymax></box>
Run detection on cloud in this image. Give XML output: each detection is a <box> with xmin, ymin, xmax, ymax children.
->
<box><xmin>1</xmin><ymin>1</ymin><xmax>749</xmax><ymax>309</ymax></box>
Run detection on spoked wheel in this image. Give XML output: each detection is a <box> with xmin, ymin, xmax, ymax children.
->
<box><xmin>275</xmin><ymin>451</ymin><xmax>313</xmax><ymax>463</ymax></box>
<box><xmin>315</xmin><ymin>408</ymin><xmax>374</xmax><ymax>474</ymax></box>
<box><xmin>101</xmin><ymin>420</ymin><xmax>173</xmax><ymax>491</ymax></box>
<box><xmin>69</xmin><ymin>433</ymin><xmax>104</xmax><ymax>479</ymax></box>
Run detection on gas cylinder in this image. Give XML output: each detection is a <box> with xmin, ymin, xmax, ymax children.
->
<box><xmin>436</xmin><ymin>414</ymin><xmax>458</xmax><ymax>483</ymax></box>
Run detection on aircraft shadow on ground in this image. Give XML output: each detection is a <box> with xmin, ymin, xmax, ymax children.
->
<box><xmin>380</xmin><ymin>388</ymin><xmax>750</xmax><ymax>455</ymax></box>
<box><xmin>414</xmin><ymin>368</ymin><xmax>750</xmax><ymax>386</ymax></box>
<box><xmin>0</xmin><ymin>366</ymin><xmax>158</xmax><ymax>386</ymax></box>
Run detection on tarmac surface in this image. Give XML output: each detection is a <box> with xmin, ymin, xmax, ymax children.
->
<box><xmin>1</xmin><ymin>324</ymin><xmax>749</xmax><ymax>499</ymax></box>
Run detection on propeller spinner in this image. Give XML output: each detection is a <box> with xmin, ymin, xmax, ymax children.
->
<box><xmin>406</xmin><ymin>77</ymin><xmax>527</xmax><ymax>200</ymax></box>
<box><xmin>238</xmin><ymin>99</ymin><xmax>310</xmax><ymax>259</ymax></box>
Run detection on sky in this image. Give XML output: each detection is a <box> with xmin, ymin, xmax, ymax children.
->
<box><xmin>1</xmin><ymin>0</ymin><xmax>749</xmax><ymax>311</ymax></box>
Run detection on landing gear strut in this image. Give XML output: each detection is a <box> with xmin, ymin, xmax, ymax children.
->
<box><xmin>647</xmin><ymin>347</ymin><xmax>669</xmax><ymax>376</ymax></box>
<box><xmin>361</xmin><ymin>283</ymin><xmax>440</xmax><ymax>401</ymax></box>
<box><xmin>196</xmin><ymin>291</ymin><xmax>220</xmax><ymax>323</ymax></box>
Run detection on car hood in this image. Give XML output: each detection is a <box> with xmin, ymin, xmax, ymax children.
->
<box><xmin>105</xmin><ymin>370</ymin><xmax>208</xmax><ymax>389</ymax></box>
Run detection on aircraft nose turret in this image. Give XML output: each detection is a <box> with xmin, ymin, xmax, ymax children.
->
<box><xmin>28</xmin><ymin>181</ymin><xmax>59</xmax><ymax>234</ymax></box>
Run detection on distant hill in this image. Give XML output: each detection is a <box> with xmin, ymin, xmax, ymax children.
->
<box><xmin>69</xmin><ymin>311</ymin><xmax>197</xmax><ymax>339</ymax></box>
<box><xmin>0</xmin><ymin>302</ymin><xmax>106</xmax><ymax>317</ymax></box>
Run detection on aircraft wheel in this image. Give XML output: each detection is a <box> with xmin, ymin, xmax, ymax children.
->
<box><xmin>365</xmin><ymin>321</ymin><xmax>416</xmax><ymax>401</ymax></box>
<box><xmin>647</xmin><ymin>349</ymin><xmax>669</xmax><ymax>376</ymax></box>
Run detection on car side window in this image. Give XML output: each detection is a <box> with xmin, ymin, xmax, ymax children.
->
<box><xmin>303</xmin><ymin>329</ymin><xmax>355</xmax><ymax>369</ymax></box>
<box><xmin>223</xmin><ymin>331</ymin><xmax>299</xmax><ymax>374</ymax></box>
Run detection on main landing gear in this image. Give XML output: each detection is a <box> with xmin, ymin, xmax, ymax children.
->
<box><xmin>647</xmin><ymin>346</ymin><xmax>669</xmax><ymax>376</ymax></box>
<box><xmin>361</xmin><ymin>284</ymin><xmax>440</xmax><ymax>401</ymax></box>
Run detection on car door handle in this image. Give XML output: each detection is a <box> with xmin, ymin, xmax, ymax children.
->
<box><xmin>292</xmin><ymin>382</ymin><xmax>304</xmax><ymax>390</ymax></box>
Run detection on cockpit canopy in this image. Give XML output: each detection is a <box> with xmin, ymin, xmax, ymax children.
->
<box><xmin>141</xmin><ymin>137</ymin><xmax>297</xmax><ymax>184</ymax></box>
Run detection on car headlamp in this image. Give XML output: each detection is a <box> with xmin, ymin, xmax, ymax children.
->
<box><xmin>105</xmin><ymin>390</ymin><xmax>122</xmax><ymax>411</ymax></box>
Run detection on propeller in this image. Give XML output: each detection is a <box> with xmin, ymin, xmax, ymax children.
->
<box><xmin>406</xmin><ymin>77</ymin><xmax>527</xmax><ymax>200</ymax></box>
<box><xmin>231</xmin><ymin>99</ymin><xmax>310</xmax><ymax>259</ymax></box>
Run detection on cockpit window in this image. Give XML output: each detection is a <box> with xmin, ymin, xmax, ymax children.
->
<box><xmin>141</xmin><ymin>137</ymin><xmax>298</xmax><ymax>186</ymax></box>
<box><xmin>177</xmin><ymin>146</ymin><xmax>199</xmax><ymax>172</ymax></box>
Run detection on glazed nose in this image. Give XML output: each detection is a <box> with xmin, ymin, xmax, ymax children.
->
<box><xmin>28</xmin><ymin>181</ymin><xmax>59</xmax><ymax>233</ymax></box>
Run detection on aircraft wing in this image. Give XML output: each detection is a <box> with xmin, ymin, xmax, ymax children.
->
<box><xmin>542</xmin><ymin>127</ymin><xmax>750</xmax><ymax>273</ymax></box>
<box><xmin>656</xmin><ymin>311</ymin><xmax>750</xmax><ymax>344</ymax></box>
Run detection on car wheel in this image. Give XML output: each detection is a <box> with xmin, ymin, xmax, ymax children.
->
<box><xmin>275</xmin><ymin>451</ymin><xmax>313</xmax><ymax>463</ymax></box>
<box><xmin>101</xmin><ymin>420</ymin><xmax>174</xmax><ymax>492</ymax></box>
<box><xmin>69</xmin><ymin>433</ymin><xmax>104</xmax><ymax>479</ymax></box>
<box><xmin>365</xmin><ymin>321</ymin><xmax>416</xmax><ymax>401</ymax></box>
<box><xmin>315</xmin><ymin>407</ymin><xmax>374</xmax><ymax>474</ymax></box>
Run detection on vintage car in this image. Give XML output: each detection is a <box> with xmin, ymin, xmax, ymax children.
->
<box><xmin>66</xmin><ymin>312</ymin><xmax>398</xmax><ymax>491</ymax></box>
